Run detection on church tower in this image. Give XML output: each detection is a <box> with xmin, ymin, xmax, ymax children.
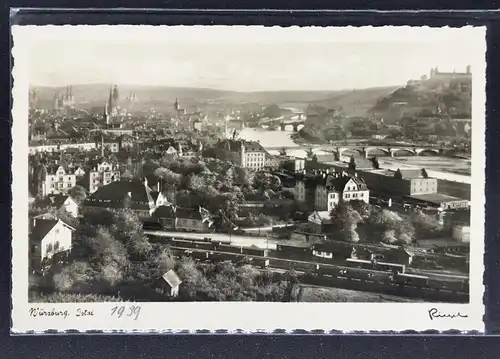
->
<box><xmin>104</xmin><ymin>102</ymin><xmax>110</xmax><ymax>125</ymax></box>
<box><xmin>174</xmin><ymin>98</ymin><xmax>180</xmax><ymax>112</ymax></box>
<box><xmin>108</xmin><ymin>87</ymin><xmax>114</xmax><ymax>112</ymax></box>
<box><xmin>112</xmin><ymin>85</ymin><xmax>119</xmax><ymax>105</ymax></box>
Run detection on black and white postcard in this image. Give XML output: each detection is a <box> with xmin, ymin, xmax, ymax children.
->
<box><xmin>11</xmin><ymin>25</ymin><xmax>486</xmax><ymax>333</ymax></box>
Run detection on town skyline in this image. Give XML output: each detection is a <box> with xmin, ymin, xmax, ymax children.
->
<box><xmin>23</xmin><ymin>26</ymin><xmax>480</xmax><ymax>92</ymax></box>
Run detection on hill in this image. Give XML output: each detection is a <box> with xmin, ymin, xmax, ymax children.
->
<box><xmin>311</xmin><ymin>86</ymin><xmax>400</xmax><ymax>117</ymax></box>
<box><xmin>369</xmin><ymin>78</ymin><xmax>472</xmax><ymax>123</ymax></box>
<box><xmin>30</xmin><ymin>84</ymin><xmax>399</xmax><ymax>113</ymax></box>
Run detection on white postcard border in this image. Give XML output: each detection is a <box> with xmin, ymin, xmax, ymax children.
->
<box><xmin>11</xmin><ymin>25</ymin><xmax>486</xmax><ymax>333</ymax></box>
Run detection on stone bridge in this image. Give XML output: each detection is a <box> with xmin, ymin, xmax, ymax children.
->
<box><xmin>334</xmin><ymin>146</ymin><xmax>442</xmax><ymax>158</ymax></box>
<box><xmin>279</xmin><ymin>121</ymin><xmax>306</xmax><ymax>132</ymax></box>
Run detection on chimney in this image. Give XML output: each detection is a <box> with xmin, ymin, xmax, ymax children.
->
<box><xmin>354</xmin><ymin>173</ymin><xmax>358</xmax><ymax>178</ymax></box>
<box><xmin>157</xmin><ymin>179</ymin><xmax>162</xmax><ymax>192</ymax></box>
<box><xmin>143</xmin><ymin>177</ymin><xmax>148</xmax><ymax>188</ymax></box>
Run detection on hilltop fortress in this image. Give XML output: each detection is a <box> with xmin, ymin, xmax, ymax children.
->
<box><xmin>407</xmin><ymin>65</ymin><xmax>472</xmax><ymax>88</ymax></box>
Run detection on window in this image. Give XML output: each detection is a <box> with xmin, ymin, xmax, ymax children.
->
<box><xmin>192</xmin><ymin>220</ymin><xmax>196</xmax><ymax>226</ymax></box>
<box><xmin>46</xmin><ymin>243</ymin><xmax>53</xmax><ymax>252</ymax></box>
<box><xmin>345</xmin><ymin>193</ymin><xmax>350</xmax><ymax>198</ymax></box>
<box><xmin>55</xmin><ymin>228</ymin><xmax>60</xmax><ymax>234</ymax></box>
<box><xmin>54</xmin><ymin>241</ymin><xmax>59</xmax><ymax>251</ymax></box>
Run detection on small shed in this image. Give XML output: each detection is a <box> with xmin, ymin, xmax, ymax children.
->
<box><xmin>157</xmin><ymin>269</ymin><xmax>182</xmax><ymax>297</ymax></box>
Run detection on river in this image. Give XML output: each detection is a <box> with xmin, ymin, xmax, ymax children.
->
<box><xmin>238</xmin><ymin>128</ymin><xmax>472</xmax><ymax>184</ymax></box>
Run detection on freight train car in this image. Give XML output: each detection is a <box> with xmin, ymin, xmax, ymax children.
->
<box><xmin>180</xmin><ymin>249</ymin><xmax>211</xmax><ymax>261</ymax></box>
<box><xmin>345</xmin><ymin>258</ymin><xmax>374</xmax><ymax>269</ymax></box>
<box><xmin>242</xmin><ymin>247</ymin><xmax>268</xmax><ymax>257</ymax></box>
<box><xmin>216</xmin><ymin>244</ymin><xmax>244</xmax><ymax>254</ymax></box>
<box><xmin>426</xmin><ymin>278</ymin><xmax>469</xmax><ymax>293</ymax></box>
<box><xmin>344</xmin><ymin>267</ymin><xmax>394</xmax><ymax>284</ymax></box>
<box><xmin>276</xmin><ymin>243</ymin><xmax>313</xmax><ymax>260</ymax></box>
<box><xmin>170</xmin><ymin>239</ymin><xmax>214</xmax><ymax>250</ymax></box>
<box><xmin>394</xmin><ymin>272</ymin><xmax>429</xmax><ymax>288</ymax></box>
<box><xmin>373</xmin><ymin>261</ymin><xmax>406</xmax><ymax>274</ymax></box>
<box><xmin>316</xmin><ymin>265</ymin><xmax>346</xmax><ymax>277</ymax></box>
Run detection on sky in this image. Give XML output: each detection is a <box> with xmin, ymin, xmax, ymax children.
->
<box><xmin>19</xmin><ymin>26</ymin><xmax>485</xmax><ymax>92</ymax></box>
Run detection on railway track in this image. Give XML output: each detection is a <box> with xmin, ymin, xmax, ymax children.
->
<box><xmin>169</xmin><ymin>246</ymin><xmax>469</xmax><ymax>296</ymax></box>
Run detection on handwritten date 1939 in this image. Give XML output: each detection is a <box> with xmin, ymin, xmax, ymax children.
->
<box><xmin>111</xmin><ymin>305</ymin><xmax>141</xmax><ymax>321</ymax></box>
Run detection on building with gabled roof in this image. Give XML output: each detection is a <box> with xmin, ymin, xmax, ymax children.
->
<box><xmin>215</xmin><ymin>139</ymin><xmax>268</xmax><ymax>170</ymax></box>
<box><xmin>313</xmin><ymin>172</ymin><xmax>369</xmax><ymax>212</ymax></box>
<box><xmin>29</xmin><ymin>217</ymin><xmax>75</xmax><ymax>272</ymax></box>
<box><xmin>82</xmin><ymin>178</ymin><xmax>157</xmax><ymax>219</ymax></box>
<box><xmin>157</xmin><ymin>269</ymin><xmax>182</xmax><ymax>297</ymax></box>
<box><xmin>36</xmin><ymin>194</ymin><xmax>79</xmax><ymax>218</ymax></box>
<box><xmin>36</xmin><ymin>164</ymin><xmax>77</xmax><ymax>197</ymax></box>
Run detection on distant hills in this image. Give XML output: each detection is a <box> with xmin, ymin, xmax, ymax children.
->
<box><xmin>30</xmin><ymin>84</ymin><xmax>400</xmax><ymax>114</ymax></box>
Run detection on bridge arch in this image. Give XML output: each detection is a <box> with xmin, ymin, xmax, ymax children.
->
<box><xmin>391</xmin><ymin>148</ymin><xmax>416</xmax><ymax>157</ymax></box>
<box><xmin>338</xmin><ymin>147</ymin><xmax>364</xmax><ymax>158</ymax></box>
<box><xmin>416</xmin><ymin>148</ymin><xmax>440</xmax><ymax>156</ymax></box>
<box><xmin>365</xmin><ymin>147</ymin><xmax>390</xmax><ymax>158</ymax></box>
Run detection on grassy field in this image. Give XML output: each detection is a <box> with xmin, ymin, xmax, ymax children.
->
<box><xmin>298</xmin><ymin>285</ymin><xmax>421</xmax><ymax>303</ymax></box>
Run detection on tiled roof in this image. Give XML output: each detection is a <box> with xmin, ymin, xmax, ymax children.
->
<box><xmin>31</xmin><ymin>218</ymin><xmax>75</xmax><ymax>242</ymax></box>
<box><xmin>161</xmin><ymin>269</ymin><xmax>182</xmax><ymax>288</ymax></box>
<box><xmin>153</xmin><ymin>205</ymin><xmax>176</xmax><ymax>218</ymax></box>
<box><xmin>40</xmin><ymin>194</ymin><xmax>73</xmax><ymax>208</ymax></box>
<box><xmin>399</xmin><ymin>169</ymin><xmax>427</xmax><ymax>179</ymax></box>
<box><xmin>31</xmin><ymin>219</ymin><xmax>58</xmax><ymax>242</ymax></box>
<box><xmin>83</xmin><ymin>180</ymin><xmax>157</xmax><ymax>210</ymax></box>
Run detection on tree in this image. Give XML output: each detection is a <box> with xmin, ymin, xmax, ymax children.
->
<box><xmin>68</xmin><ymin>185</ymin><xmax>87</xmax><ymax>204</ymax></box>
<box><xmin>348</xmin><ymin>156</ymin><xmax>356</xmax><ymax>172</ymax></box>
<box><xmin>154</xmin><ymin>167</ymin><xmax>182</xmax><ymax>187</ymax></box>
<box><xmin>410</xmin><ymin>210</ymin><xmax>444</xmax><ymax>238</ymax></box>
<box><xmin>370</xmin><ymin>156</ymin><xmax>380</xmax><ymax>170</ymax></box>
<box><xmin>253</xmin><ymin>172</ymin><xmax>281</xmax><ymax>192</ymax></box>
<box><xmin>52</xmin><ymin>261</ymin><xmax>95</xmax><ymax>292</ymax></box>
<box><xmin>263</xmin><ymin>104</ymin><xmax>282</xmax><ymax>119</ymax></box>
<box><xmin>187</xmin><ymin>174</ymin><xmax>206</xmax><ymax>191</ymax></box>
<box><xmin>394</xmin><ymin>168</ymin><xmax>403</xmax><ymax>180</ymax></box>
<box><xmin>330</xmin><ymin>203</ymin><xmax>362</xmax><ymax>243</ymax></box>
<box><xmin>421</xmin><ymin>168</ymin><xmax>429</xmax><ymax>178</ymax></box>
<box><xmin>279</xmin><ymin>147</ymin><xmax>287</xmax><ymax>156</ymax></box>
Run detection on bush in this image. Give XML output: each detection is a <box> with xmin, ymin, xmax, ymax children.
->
<box><xmin>29</xmin><ymin>292</ymin><xmax>123</xmax><ymax>303</ymax></box>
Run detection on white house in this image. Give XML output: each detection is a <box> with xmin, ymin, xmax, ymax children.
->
<box><xmin>38</xmin><ymin>165</ymin><xmax>77</xmax><ymax>197</ymax></box>
<box><xmin>74</xmin><ymin>166</ymin><xmax>86</xmax><ymax>177</ymax></box>
<box><xmin>157</xmin><ymin>269</ymin><xmax>182</xmax><ymax>297</ymax></box>
<box><xmin>39</xmin><ymin>194</ymin><xmax>79</xmax><ymax>217</ymax></box>
<box><xmin>314</xmin><ymin>173</ymin><xmax>369</xmax><ymax>212</ymax></box>
<box><xmin>30</xmin><ymin>218</ymin><xmax>75</xmax><ymax>272</ymax></box>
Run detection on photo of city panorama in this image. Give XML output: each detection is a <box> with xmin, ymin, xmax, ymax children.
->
<box><xmin>27</xmin><ymin>32</ymin><xmax>472</xmax><ymax>304</ymax></box>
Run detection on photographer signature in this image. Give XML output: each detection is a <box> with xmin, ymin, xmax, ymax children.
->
<box><xmin>428</xmin><ymin>308</ymin><xmax>468</xmax><ymax>320</ymax></box>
